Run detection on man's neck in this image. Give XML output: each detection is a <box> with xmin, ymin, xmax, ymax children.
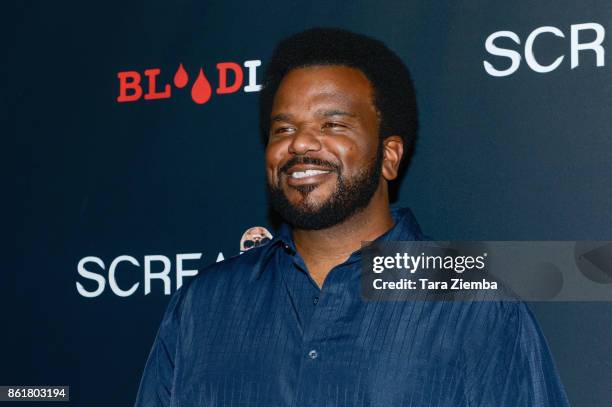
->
<box><xmin>292</xmin><ymin>202</ymin><xmax>394</xmax><ymax>288</ymax></box>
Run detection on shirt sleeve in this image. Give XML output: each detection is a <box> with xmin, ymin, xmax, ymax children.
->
<box><xmin>463</xmin><ymin>301</ymin><xmax>570</xmax><ymax>406</ymax></box>
<box><xmin>133</xmin><ymin>287</ymin><xmax>187</xmax><ymax>407</ymax></box>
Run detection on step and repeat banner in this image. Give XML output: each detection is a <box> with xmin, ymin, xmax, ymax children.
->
<box><xmin>12</xmin><ymin>0</ymin><xmax>612</xmax><ymax>405</ymax></box>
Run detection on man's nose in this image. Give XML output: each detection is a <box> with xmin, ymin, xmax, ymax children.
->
<box><xmin>288</xmin><ymin>125</ymin><xmax>322</xmax><ymax>155</ymax></box>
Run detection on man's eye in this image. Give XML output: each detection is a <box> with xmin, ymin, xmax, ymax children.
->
<box><xmin>274</xmin><ymin>127</ymin><xmax>295</xmax><ymax>134</ymax></box>
<box><xmin>322</xmin><ymin>122</ymin><xmax>346</xmax><ymax>130</ymax></box>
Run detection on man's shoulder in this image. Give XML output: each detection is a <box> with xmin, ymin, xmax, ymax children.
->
<box><xmin>453</xmin><ymin>298</ymin><xmax>542</xmax><ymax>352</ymax></box>
<box><xmin>181</xmin><ymin>242</ymin><xmax>276</xmax><ymax>295</ymax></box>
<box><xmin>164</xmin><ymin>243</ymin><xmax>277</xmax><ymax>319</ymax></box>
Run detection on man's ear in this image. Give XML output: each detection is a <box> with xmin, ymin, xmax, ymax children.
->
<box><xmin>381</xmin><ymin>135</ymin><xmax>404</xmax><ymax>181</ymax></box>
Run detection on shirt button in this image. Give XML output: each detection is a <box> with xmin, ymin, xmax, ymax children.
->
<box><xmin>313</xmin><ymin>296</ymin><xmax>319</xmax><ymax>305</ymax></box>
<box><xmin>308</xmin><ymin>350</ymin><xmax>318</xmax><ymax>360</ymax></box>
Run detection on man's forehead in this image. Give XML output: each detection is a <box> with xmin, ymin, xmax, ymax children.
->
<box><xmin>271</xmin><ymin>67</ymin><xmax>376</xmax><ymax>117</ymax></box>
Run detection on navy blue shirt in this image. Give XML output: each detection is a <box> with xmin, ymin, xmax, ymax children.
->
<box><xmin>134</xmin><ymin>208</ymin><xmax>569</xmax><ymax>406</ymax></box>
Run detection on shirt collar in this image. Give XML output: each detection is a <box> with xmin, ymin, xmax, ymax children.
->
<box><xmin>251</xmin><ymin>207</ymin><xmax>424</xmax><ymax>280</ymax></box>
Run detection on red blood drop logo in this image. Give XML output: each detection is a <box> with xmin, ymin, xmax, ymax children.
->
<box><xmin>191</xmin><ymin>69</ymin><xmax>212</xmax><ymax>104</ymax></box>
<box><xmin>173</xmin><ymin>63</ymin><xmax>189</xmax><ymax>88</ymax></box>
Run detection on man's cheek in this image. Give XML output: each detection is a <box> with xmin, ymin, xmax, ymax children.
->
<box><xmin>265</xmin><ymin>167</ymin><xmax>279</xmax><ymax>186</ymax></box>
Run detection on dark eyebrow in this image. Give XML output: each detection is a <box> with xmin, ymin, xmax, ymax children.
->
<box><xmin>271</xmin><ymin>110</ymin><xmax>356</xmax><ymax>122</ymax></box>
<box><xmin>271</xmin><ymin>113</ymin><xmax>292</xmax><ymax>122</ymax></box>
<box><xmin>316</xmin><ymin>109</ymin><xmax>356</xmax><ymax>118</ymax></box>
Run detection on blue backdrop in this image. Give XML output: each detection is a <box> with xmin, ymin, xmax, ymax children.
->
<box><xmin>11</xmin><ymin>0</ymin><xmax>612</xmax><ymax>405</ymax></box>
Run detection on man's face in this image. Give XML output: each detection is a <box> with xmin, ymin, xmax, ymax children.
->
<box><xmin>265</xmin><ymin>65</ymin><xmax>383</xmax><ymax>230</ymax></box>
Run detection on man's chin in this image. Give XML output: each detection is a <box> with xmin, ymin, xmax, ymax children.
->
<box><xmin>268</xmin><ymin>181</ymin><xmax>359</xmax><ymax>230</ymax></box>
<box><xmin>284</xmin><ymin>190</ymin><xmax>334</xmax><ymax>210</ymax></box>
<box><xmin>288</xmin><ymin>184</ymin><xmax>319</xmax><ymax>195</ymax></box>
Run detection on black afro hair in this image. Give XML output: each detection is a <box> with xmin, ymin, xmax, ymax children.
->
<box><xmin>259</xmin><ymin>27</ymin><xmax>418</xmax><ymax>169</ymax></box>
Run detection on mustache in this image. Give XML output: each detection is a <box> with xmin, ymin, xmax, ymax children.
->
<box><xmin>279</xmin><ymin>156</ymin><xmax>340</xmax><ymax>175</ymax></box>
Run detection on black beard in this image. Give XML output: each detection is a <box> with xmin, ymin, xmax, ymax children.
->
<box><xmin>267</xmin><ymin>142</ymin><xmax>384</xmax><ymax>230</ymax></box>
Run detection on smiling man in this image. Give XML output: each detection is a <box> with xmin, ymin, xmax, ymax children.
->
<box><xmin>134</xmin><ymin>28</ymin><xmax>569</xmax><ymax>406</ymax></box>
<box><xmin>265</xmin><ymin>62</ymin><xmax>401</xmax><ymax>288</ymax></box>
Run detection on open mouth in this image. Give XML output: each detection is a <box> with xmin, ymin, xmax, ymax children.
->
<box><xmin>284</xmin><ymin>165</ymin><xmax>336</xmax><ymax>185</ymax></box>
<box><xmin>290</xmin><ymin>169</ymin><xmax>332</xmax><ymax>179</ymax></box>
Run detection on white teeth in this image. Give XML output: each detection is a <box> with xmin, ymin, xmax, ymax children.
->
<box><xmin>291</xmin><ymin>169</ymin><xmax>330</xmax><ymax>179</ymax></box>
